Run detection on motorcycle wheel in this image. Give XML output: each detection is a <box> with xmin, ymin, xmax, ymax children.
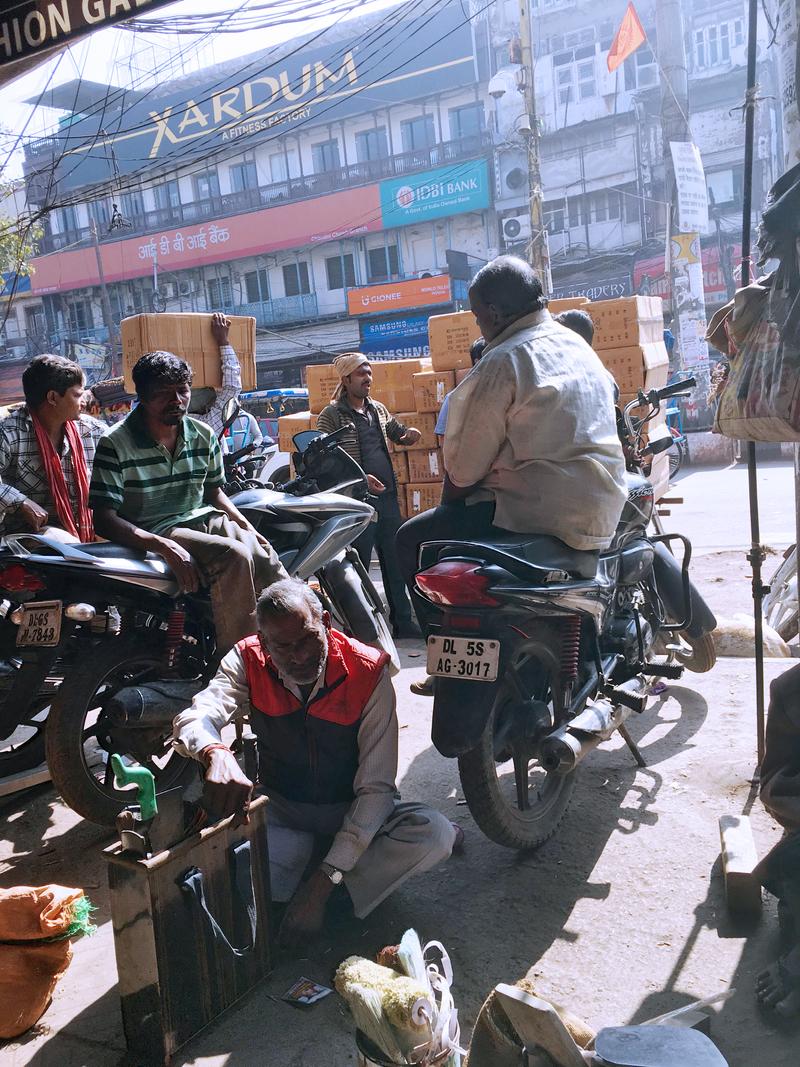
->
<box><xmin>457</xmin><ymin>678</ymin><xmax>576</xmax><ymax>851</ymax></box>
<box><xmin>764</xmin><ymin>547</ymin><xmax>798</xmax><ymax>641</ymax></box>
<box><xmin>671</xmin><ymin>630</ymin><xmax>717</xmax><ymax>673</ymax></box>
<box><xmin>45</xmin><ymin>635</ymin><xmax>195</xmax><ymax>827</ymax></box>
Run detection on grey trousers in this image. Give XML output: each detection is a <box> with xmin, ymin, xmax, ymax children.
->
<box><xmin>170</xmin><ymin>512</ymin><xmax>287</xmax><ymax>655</ymax></box>
<box><xmin>266</xmin><ymin>793</ymin><xmax>456</xmax><ymax>918</ymax></box>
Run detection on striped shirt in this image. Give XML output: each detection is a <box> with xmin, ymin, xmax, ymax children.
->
<box><xmin>89</xmin><ymin>406</ymin><xmax>225</xmax><ymax>536</ymax></box>
<box><xmin>0</xmin><ymin>408</ymin><xmax>107</xmax><ymax>534</ymax></box>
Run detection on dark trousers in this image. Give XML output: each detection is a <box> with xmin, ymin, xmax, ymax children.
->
<box><xmin>354</xmin><ymin>491</ymin><xmax>415</xmax><ymax>627</ymax></box>
<box><xmin>396</xmin><ymin>500</ymin><xmax>503</xmax><ymax>632</ymax></box>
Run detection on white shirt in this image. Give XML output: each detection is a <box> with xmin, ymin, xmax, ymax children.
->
<box><xmin>443</xmin><ymin>310</ymin><xmax>627</xmax><ymax>551</ymax></box>
<box><xmin>173</xmin><ymin>645</ymin><xmax>399</xmax><ymax>872</ymax></box>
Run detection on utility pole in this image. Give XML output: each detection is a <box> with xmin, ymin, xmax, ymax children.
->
<box><xmin>656</xmin><ymin>0</ymin><xmax>711</xmax><ymax>426</ymax></box>
<box><xmin>518</xmin><ymin>0</ymin><xmax>551</xmax><ymax>292</ymax></box>
<box><xmin>90</xmin><ymin>220</ymin><xmax>118</xmax><ymax>373</ymax></box>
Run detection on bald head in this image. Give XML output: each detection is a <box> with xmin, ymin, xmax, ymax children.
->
<box><xmin>468</xmin><ymin>255</ymin><xmax>546</xmax><ymax>341</ymax></box>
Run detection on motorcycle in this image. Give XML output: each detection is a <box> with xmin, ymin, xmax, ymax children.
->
<box><xmin>0</xmin><ymin>417</ymin><xmax>397</xmax><ymax>826</ymax></box>
<box><xmin>410</xmin><ymin>377</ymin><xmax>717</xmax><ymax>850</ymax></box>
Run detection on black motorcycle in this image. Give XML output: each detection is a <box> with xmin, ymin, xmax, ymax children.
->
<box><xmin>411</xmin><ymin>377</ymin><xmax>716</xmax><ymax>849</ymax></box>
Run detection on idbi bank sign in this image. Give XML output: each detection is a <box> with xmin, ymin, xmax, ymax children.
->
<box><xmin>380</xmin><ymin>160</ymin><xmax>490</xmax><ymax>227</ymax></box>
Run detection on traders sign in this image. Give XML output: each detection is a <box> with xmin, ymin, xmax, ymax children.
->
<box><xmin>347</xmin><ymin>277</ymin><xmax>451</xmax><ymax>316</ymax></box>
<box><xmin>380</xmin><ymin>160</ymin><xmax>490</xmax><ymax>228</ymax></box>
<box><xmin>0</xmin><ymin>0</ymin><xmax>175</xmax><ymax>67</ymax></box>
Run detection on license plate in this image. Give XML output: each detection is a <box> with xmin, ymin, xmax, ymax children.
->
<box><xmin>427</xmin><ymin>635</ymin><xmax>499</xmax><ymax>682</ymax></box>
<box><xmin>16</xmin><ymin>600</ymin><xmax>62</xmax><ymax>647</ymax></box>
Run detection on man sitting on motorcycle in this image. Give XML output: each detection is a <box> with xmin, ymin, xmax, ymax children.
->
<box><xmin>173</xmin><ymin>578</ymin><xmax>459</xmax><ymax>947</ymax></box>
<box><xmin>0</xmin><ymin>354</ymin><xmax>106</xmax><ymax>542</ymax></box>
<box><xmin>396</xmin><ymin>255</ymin><xmax>627</xmax><ymax>669</ymax></box>
<box><xmin>90</xmin><ymin>351</ymin><xmax>287</xmax><ymax>655</ymax></box>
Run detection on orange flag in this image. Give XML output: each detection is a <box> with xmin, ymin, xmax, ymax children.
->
<box><xmin>607</xmin><ymin>2</ymin><xmax>646</xmax><ymax>72</ymax></box>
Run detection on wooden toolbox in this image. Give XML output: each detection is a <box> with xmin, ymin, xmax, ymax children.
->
<box><xmin>105</xmin><ymin>795</ymin><xmax>271</xmax><ymax>1064</ymax></box>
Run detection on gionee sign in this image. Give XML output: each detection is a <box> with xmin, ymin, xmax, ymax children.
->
<box><xmin>347</xmin><ymin>277</ymin><xmax>451</xmax><ymax>316</ymax></box>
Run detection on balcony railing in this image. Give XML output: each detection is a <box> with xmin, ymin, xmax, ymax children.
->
<box><xmin>35</xmin><ymin>133</ymin><xmax>492</xmax><ymax>254</ymax></box>
<box><xmin>228</xmin><ymin>294</ymin><xmax>319</xmax><ymax>326</ymax></box>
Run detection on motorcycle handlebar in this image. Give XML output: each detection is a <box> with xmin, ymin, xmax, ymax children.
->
<box><xmin>226</xmin><ymin>442</ymin><xmax>258</xmax><ymax>465</ymax></box>
<box><xmin>656</xmin><ymin>376</ymin><xmax>696</xmax><ymax>400</ymax></box>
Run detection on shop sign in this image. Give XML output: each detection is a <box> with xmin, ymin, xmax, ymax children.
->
<box><xmin>359</xmin><ymin>313</ymin><xmax>430</xmax><ymax>357</ymax></box>
<box><xmin>550</xmin><ymin>274</ymin><xmax>632</xmax><ymax>301</ymax></box>
<box><xmin>347</xmin><ymin>276</ymin><xmax>451</xmax><ymax>316</ymax></box>
<box><xmin>380</xmin><ymin>160</ymin><xmax>490</xmax><ymax>228</ymax></box>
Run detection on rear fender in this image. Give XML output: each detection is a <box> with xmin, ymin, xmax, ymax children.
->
<box><xmin>432</xmin><ymin>676</ymin><xmax>501</xmax><ymax>756</ymax></box>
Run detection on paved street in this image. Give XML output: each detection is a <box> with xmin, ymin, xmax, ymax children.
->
<box><xmin>1</xmin><ymin>460</ymin><xmax>798</xmax><ymax>1066</ymax></box>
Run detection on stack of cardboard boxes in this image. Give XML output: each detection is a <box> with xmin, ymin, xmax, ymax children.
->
<box><xmin>277</xmin><ymin>293</ymin><xmax>672</xmax><ymax>504</ymax></box>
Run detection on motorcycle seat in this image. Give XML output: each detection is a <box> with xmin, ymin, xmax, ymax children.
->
<box><xmin>484</xmin><ymin>534</ymin><xmax>599</xmax><ymax>580</ymax></box>
<box><xmin>73</xmin><ymin>542</ymin><xmax>164</xmax><ymax>563</ymax></box>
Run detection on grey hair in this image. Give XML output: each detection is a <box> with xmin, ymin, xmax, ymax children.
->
<box><xmin>256</xmin><ymin>578</ymin><xmax>323</xmax><ymax>627</ymax></box>
<box><xmin>469</xmin><ymin>255</ymin><xmax>546</xmax><ymax>319</ymax></box>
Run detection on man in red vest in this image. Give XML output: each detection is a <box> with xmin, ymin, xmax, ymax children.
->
<box><xmin>173</xmin><ymin>577</ymin><xmax>459</xmax><ymax>947</ymax></box>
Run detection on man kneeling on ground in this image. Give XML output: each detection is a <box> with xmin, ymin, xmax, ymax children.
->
<box><xmin>90</xmin><ymin>351</ymin><xmax>287</xmax><ymax>655</ymax></box>
<box><xmin>173</xmin><ymin>578</ymin><xmax>459</xmax><ymax>947</ymax></box>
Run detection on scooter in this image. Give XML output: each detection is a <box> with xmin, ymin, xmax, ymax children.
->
<box><xmin>410</xmin><ymin>377</ymin><xmax>717</xmax><ymax>850</ymax></box>
<box><xmin>0</xmin><ymin>419</ymin><xmax>397</xmax><ymax>826</ymax></box>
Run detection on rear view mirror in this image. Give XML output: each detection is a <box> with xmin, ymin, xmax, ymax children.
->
<box><xmin>222</xmin><ymin>397</ymin><xmax>239</xmax><ymax>425</ymax></box>
<box><xmin>293</xmin><ymin>430</ymin><xmax>323</xmax><ymax>454</ymax></box>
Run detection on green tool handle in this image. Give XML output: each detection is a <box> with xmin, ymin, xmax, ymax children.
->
<box><xmin>111</xmin><ymin>755</ymin><xmax>158</xmax><ymax>821</ymax></box>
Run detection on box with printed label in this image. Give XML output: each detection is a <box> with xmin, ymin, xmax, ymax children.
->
<box><xmin>390</xmin><ymin>411</ymin><xmax>438</xmax><ymax>452</ymax></box>
<box><xmin>413</xmin><ymin>370</ymin><xmax>455</xmax><ymax>413</ymax></box>
<box><xmin>370</xmin><ymin>358</ymin><xmax>425</xmax><ymax>412</ymax></box>
<box><xmin>406</xmin><ymin>448</ymin><xmax>443</xmax><ymax>483</ymax></box>
<box><xmin>599</xmin><ymin>341</ymin><xmax>670</xmax><ymax>395</ymax></box>
<box><xmin>548</xmin><ymin>297</ymin><xmax>591</xmax><ymax>314</ymax></box>
<box><xmin>405</xmin><ymin>481</ymin><xmax>442</xmax><ymax>515</ymax></box>
<box><xmin>455</xmin><ymin>367</ymin><xmax>472</xmax><ymax>386</ymax></box>
<box><xmin>277</xmin><ymin>411</ymin><xmax>318</xmax><ymax>453</ymax></box>
<box><xmin>121</xmin><ymin>313</ymin><xmax>256</xmax><ymax>394</ymax></box>
<box><xmin>587</xmin><ymin>296</ymin><xmax>664</xmax><ymax>350</ymax></box>
<box><xmin>428</xmin><ymin>311</ymin><xmax>482</xmax><ymax>372</ymax></box>
<box><xmin>305</xmin><ymin>363</ymin><xmax>342</xmax><ymax>414</ymax></box>
<box><xmin>390</xmin><ymin>451</ymin><xmax>409</xmax><ymax>486</ymax></box>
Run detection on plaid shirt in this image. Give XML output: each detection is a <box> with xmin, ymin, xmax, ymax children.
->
<box><xmin>0</xmin><ymin>408</ymin><xmax>107</xmax><ymax>534</ymax></box>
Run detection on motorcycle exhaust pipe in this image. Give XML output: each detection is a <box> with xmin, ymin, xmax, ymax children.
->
<box><xmin>539</xmin><ymin>678</ymin><xmax>648</xmax><ymax>775</ymax></box>
<box><xmin>105</xmin><ymin>680</ymin><xmax>205</xmax><ymax>729</ymax></box>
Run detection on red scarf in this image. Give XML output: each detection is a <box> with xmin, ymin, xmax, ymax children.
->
<box><xmin>29</xmin><ymin>412</ymin><xmax>95</xmax><ymax>543</ymax></box>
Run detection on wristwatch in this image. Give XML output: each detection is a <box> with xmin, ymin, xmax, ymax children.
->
<box><xmin>320</xmin><ymin>862</ymin><xmax>344</xmax><ymax>885</ymax></box>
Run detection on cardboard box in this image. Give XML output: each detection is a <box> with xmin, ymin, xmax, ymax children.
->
<box><xmin>390</xmin><ymin>450</ymin><xmax>409</xmax><ymax>486</ymax></box>
<box><xmin>428</xmin><ymin>311</ymin><xmax>481</xmax><ymax>372</ymax></box>
<box><xmin>277</xmin><ymin>411</ymin><xmax>317</xmax><ymax>453</ymax></box>
<box><xmin>305</xmin><ymin>363</ymin><xmax>341</xmax><ymax>414</ymax></box>
<box><xmin>406</xmin><ymin>481</ymin><xmax>443</xmax><ymax>515</ymax></box>
<box><xmin>599</xmin><ymin>341</ymin><xmax>670</xmax><ymax>395</ymax></box>
<box><xmin>370</xmin><ymin>358</ymin><xmax>425</xmax><ymax>412</ymax></box>
<box><xmin>455</xmin><ymin>367</ymin><xmax>472</xmax><ymax>386</ymax></box>
<box><xmin>406</xmin><ymin>448</ymin><xmax>443</xmax><ymax>483</ymax></box>
<box><xmin>587</xmin><ymin>296</ymin><xmax>664</xmax><ymax>350</ymax></box>
<box><xmin>548</xmin><ymin>297</ymin><xmax>590</xmax><ymax>314</ymax></box>
<box><xmin>121</xmin><ymin>313</ymin><xmax>256</xmax><ymax>394</ymax></box>
<box><xmin>650</xmin><ymin>449</ymin><xmax>670</xmax><ymax>502</ymax></box>
<box><xmin>398</xmin><ymin>491</ymin><xmax>409</xmax><ymax>521</ymax></box>
<box><xmin>390</xmin><ymin>411</ymin><xmax>438</xmax><ymax>451</ymax></box>
<box><xmin>413</xmin><ymin>370</ymin><xmax>455</xmax><ymax>413</ymax></box>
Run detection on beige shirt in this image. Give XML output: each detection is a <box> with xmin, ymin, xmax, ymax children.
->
<box><xmin>173</xmin><ymin>647</ymin><xmax>398</xmax><ymax>872</ymax></box>
<box><xmin>443</xmin><ymin>310</ymin><xmax>627</xmax><ymax>551</ymax></box>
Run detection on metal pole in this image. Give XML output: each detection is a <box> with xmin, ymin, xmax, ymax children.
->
<box><xmin>740</xmin><ymin>0</ymin><xmax>766</xmax><ymax>766</ymax></box>
<box><xmin>90</xmin><ymin>220</ymin><xmax>118</xmax><ymax>371</ymax></box>
<box><xmin>518</xmin><ymin>0</ymin><xmax>551</xmax><ymax>292</ymax></box>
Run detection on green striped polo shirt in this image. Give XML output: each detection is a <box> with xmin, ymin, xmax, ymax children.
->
<box><xmin>90</xmin><ymin>406</ymin><xmax>225</xmax><ymax>536</ymax></box>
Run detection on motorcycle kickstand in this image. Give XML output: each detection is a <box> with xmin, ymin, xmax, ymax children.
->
<box><xmin>618</xmin><ymin>722</ymin><xmax>647</xmax><ymax>768</ymax></box>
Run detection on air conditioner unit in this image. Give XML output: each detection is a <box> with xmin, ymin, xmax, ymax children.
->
<box><xmin>161</xmin><ymin>281</ymin><xmax>178</xmax><ymax>299</ymax></box>
<box><xmin>502</xmin><ymin>215</ymin><xmax>532</xmax><ymax>242</ymax></box>
<box><xmin>417</xmin><ymin>270</ymin><xmax>434</xmax><ymax>279</ymax></box>
<box><xmin>178</xmin><ymin>280</ymin><xmax>192</xmax><ymax>297</ymax></box>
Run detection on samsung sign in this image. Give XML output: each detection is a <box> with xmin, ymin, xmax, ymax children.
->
<box><xmin>45</xmin><ymin>3</ymin><xmax>477</xmax><ymax>191</ymax></box>
<box><xmin>359</xmin><ymin>313</ymin><xmax>430</xmax><ymax>358</ymax></box>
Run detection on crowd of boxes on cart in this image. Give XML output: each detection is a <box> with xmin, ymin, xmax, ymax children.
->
<box><xmin>278</xmin><ymin>295</ymin><xmax>672</xmax><ymax>511</ymax></box>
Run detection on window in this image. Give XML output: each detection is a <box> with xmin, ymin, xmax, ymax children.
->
<box><xmin>593</xmin><ymin>191</ymin><xmax>607</xmax><ymax>223</ymax></box>
<box><xmin>325</xmin><ymin>253</ymin><xmax>356</xmax><ymax>291</ymax></box>
<box><xmin>59</xmin><ymin>205</ymin><xmax>78</xmax><ymax>233</ymax></box>
<box><xmin>88</xmin><ymin>200</ymin><xmax>110</xmax><ymax>228</ymax></box>
<box><xmin>66</xmin><ymin>299</ymin><xmax>91</xmax><ymax>332</ymax></box>
<box><xmin>25</xmin><ymin>305</ymin><xmax>44</xmax><ymax>335</ymax></box>
<box><xmin>121</xmin><ymin>189</ymin><xmax>144</xmax><ymax>218</ymax></box>
<box><xmin>270</xmin><ymin>154</ymin><xmax>288</xmax><ymax>183</ymax></box>
<box><xmin>568</xmin><ymin>194</ymin><xmax>587</xmax><ymax>228</ymax></box>
<box><xmin>230</xmin><ymin>159</ymin><xmax>258</xmax><ymax>192</ymax></box>
<box><xmin>367</xmin><ymin>245</ymin><xmax>400</xmax><ymax>282</ymax></box>
<box><xmin>554</xmin><ymin>45</ymin><xmax>596</xmax><ymax>105</ymax></box>
<box><xmin>694</xmin><ymin>22</ymin><xmax>736</xmax><ymax>68</ymax></box>
<box><xmin>707</xmin><ymin>166</ymin><xmax>744</xmax><ymax>208</ymax></box>
<box><xmin>400</xmin><ymin>114</ymin><xmax>435</xmax><ymax>152</ymax></box>
<box><xmin>733</xmin><ymin>18</ymin><xmax>744</xmax><ymax>46</ymax></box>
<box><xmin>244</xmin><ymin>268</ymin><xmax>269</xmax><ymax>304</ymax></box>
<box><xmin>283</xmin><ymin>261</ymin><xmax>310</xmax><ymax>297</ymax></box>
<box><xmin>194</xmin><ymin>170</ymin><xmax>220</xmax><ymax>200</ymax></box>
<box><xmin>153</xmin><ymin>181</ymin><xmax>180</xmax><ymax>210</ymax></box>
<box><xmin>622</xmin><ymin>184</ymin><xmax>639</xmax><ymax>224</ymax></box>
<box><xmin>355</xmin><ymin>127</ymin><xmax>388</xmax><ymax>163</ymax></box>
<box><xmin>311</xmin><ymin>139</ymin><xmax>341</xmax><ymax>173</ymax></box>
<box><xmin>608</xmin><ymin>189</ymin><xmax>621</xmax><ymax>220</ymax></box>
<box><xmin>544</xmin><ymin>200</ymin><xmax>566</xmax><ymax>232</ymax></box>
<box><xmin>623</xmin><ymin>44</ymin><xmax>657</xmax><ymax>89</ymax></box>
<box><xmin>449</xmin><ymin>103</ymin><xmax>485</xmax><ymax>140</ymax></box>
<box><xmin>206</xmin><ymin>276</ymin><xmax>232</xmax><ymax>307</ymax></box>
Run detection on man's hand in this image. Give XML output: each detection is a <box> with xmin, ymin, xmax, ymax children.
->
<box><xmin>156</xmin><ymin>538</ymin><xmax>201</xmax><ymax>593</ymax></box>
<box><xmin>400</xmin><ymin>427</ymin><xmax>422</xmax><ymax>446</ymax></box>
<box><xmin>366</xmin><ymin>474</ymin><xmax>386</xmax><ymax>494</ymax></box>
<box><xmin>201</xmin><ymin>748</ymin><xmax>253</xmax><ymax>824</ymax></box>
<box><xmin>211</xmin><ymin>311</ymin><xmax>231</xmax><ymax>347</ymax></box>
<box><xmin>278</xmin><ymin>868</ymin><xmax>334</xmax><ymax>948</ymax></box>
<box><xmin>18</xmin><ymin>499</ymin><xmax>48</xmax><ymax>531</ymax></box>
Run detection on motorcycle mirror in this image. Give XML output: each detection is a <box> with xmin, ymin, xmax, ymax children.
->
<box><xmin>292</xmin><ymin>429</ymin><xmax>323</xmax><ymax>454</ymax></box>
<box><xmin>222</xmin><ymin>397</ymin><xmax>240</xmax><ymax>425</ymax></box>
<box><xmin>643</xmin><ymin>435</ymin><xmax>674</xmax><ymax>457</ymax></box>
